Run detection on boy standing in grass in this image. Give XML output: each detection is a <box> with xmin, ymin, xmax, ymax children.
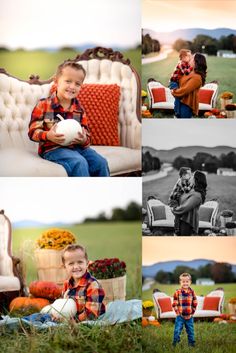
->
<box><xmin>61</xmin><ymin>244</ymin><xmax>106</xmax><ymax>321</ymax></box>
<box><xmin>169</xmin><ymin>167</ymin><xmax>193</xmax><ymax>235</ymax></box>
<box><xmin>28</xmin><ymin>60</ymin><xmax>109</xmax><ymax>176</ymax></box>
<box><xmin>172</xmin><ymin>273</ymin><xmax>197</xmax><ymax>347</ymax></box>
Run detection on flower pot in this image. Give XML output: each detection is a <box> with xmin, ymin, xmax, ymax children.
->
<box><xmin>226</xmin><ymin>228</ymin><xmax>236</xmax><ymax>236</ymax></box>
<box><xmin>34</xmin><ymin>249</ymin><xmax>67</xmax><ymax>285</ymax></box>
<box><xmin>220</xmin><ymin>98</ymin><xmax>232</xmax><ymax>110</ymax></box>
<box><xmin>220</xmin><ymin>216</ymin><xmax>233</xmax><ymax>228</ymax></box>
<box><xmin>143</xmin><ymin>307</ymin><xmax>153</xmax><ymax>317</ymax></box>
<box><xmin>97</xmin><ymin>275</ymin><xmax>126</xmax><ymax>305</ymax></box>
<box><xmin>228</xmin><ymin>303</ymin><xmax>236</xmax><ymax>315</ymax></box>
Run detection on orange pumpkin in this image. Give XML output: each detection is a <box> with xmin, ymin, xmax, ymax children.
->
<box><xmin>29</xmin><ymin>281</ymin><xmax>62</xmax><ymax>300</ymax></box>
<box><xmin>9</xmin><ymin>297</ymin><xmax>50</xmax><ymax>312</ymax></box>
<box><xmin>213</xmin><ymin>318</ymin><xmax>223</xmax><ymax>323</ymax></box>
<box><xmin>142</xmin><ymin>317</ymin><xmax>149</xmax><ymax>327</ymax></box>
<box><xmin>149</xmin><ymin>320</ymin><xmax>161</xmax><ymax>327</ymax></box>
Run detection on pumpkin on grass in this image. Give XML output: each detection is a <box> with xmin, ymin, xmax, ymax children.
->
<box><xmin>9</xmin><ymin>297</ymin><xmax>50</xmax><ymax>314</ymax></box>
<box><xmin>29</xmin><ymin>281</ymin><xmax>62</xmax><ymax>300</ymax></box>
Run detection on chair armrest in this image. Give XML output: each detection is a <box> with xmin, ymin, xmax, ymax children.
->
<box><xmin>12</xmin><ymin>255</ymin><xmax>26</xmax><ymax>295</ymax></box>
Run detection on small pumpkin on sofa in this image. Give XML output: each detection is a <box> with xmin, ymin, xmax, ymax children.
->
<box><xmin>9</xmin><ymin>297</ymin><xmax>50</xmax><ymax>313</ymax></box>
<box><xmin>29</xmin><ymin>281</ymin><xmax>62</xmax><ymax>300</ymax></box>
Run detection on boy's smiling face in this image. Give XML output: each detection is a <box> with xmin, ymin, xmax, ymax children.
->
<box><xmin>180</xmin><ymin>276</ymin><xmax>191</xmax><ymax>290</ymax></box>
<box><xmin>63</xmin><ymin>249</ymin><xmax>88</xmax><ymax>280</ymax></box>
<box><xmin>55</xmin><ymin>66</ymin><xmax>85</xmax><ymax>104</ymax></box>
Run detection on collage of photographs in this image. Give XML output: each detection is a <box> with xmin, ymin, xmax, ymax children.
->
<box><xmin>0</xmin><ymin>0</ymin><xmax>235</xmax><ymax>352</ymax></box>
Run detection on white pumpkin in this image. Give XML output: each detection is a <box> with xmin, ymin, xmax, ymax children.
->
<box><xmin>40</xmin><ymin>298</ymin><xmax>77</xmax><ymax>319</ymax></box>
<box><xmin>56</xmin><ymin>119</ymin><xmax>82</xmax><ymax>146</ymax></box>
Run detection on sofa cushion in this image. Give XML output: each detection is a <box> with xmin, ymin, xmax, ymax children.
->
<box><xmin>152</xmin><ymin>205</ymin><xmax>166</xmax><ymax>221</ymax></box>
<box><xmin>157</xmin><ymin>297</ymin><xmax>172</xmax><ymax>313</ymax></box>
<box><xmin>151</xmin><ymin>88</ymin><xmax>166</xmax><ymax>103</ymax></box>
<box><xmin>0</xmin><ymin>276</ymin><xmax>21</xmax><ymax>292</ymax></box>
<box><xmin>78</xmin><ymin>84</ymin><xmax>120</xmax><ymax>146</ymax></box>
<box><xmin>199</xmin><ymin>207</ymin><xmax>214</xmax><ymax>223</ymax></box>
<box><xmin>199</xmin><ymin>89</ymin><xmax>214</xmax><ymax>105</ymax></box>
<box><xmin>203</xmin><ymin>296</ymin><xmax>220</xmax><ymax>311</ymax></box>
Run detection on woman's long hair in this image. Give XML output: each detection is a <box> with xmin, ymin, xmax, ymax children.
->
<box><xmin>194</xmin><ymin>53</ymin><xmax>207</xmax><ymax>86</ymax></box>
<box><xmin>194</xmin><ymin>170</ymin><xmax>207</xmax><ymax>204</ymax></box>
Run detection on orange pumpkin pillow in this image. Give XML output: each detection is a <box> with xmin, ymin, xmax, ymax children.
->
<box><xmin>199</xmin><ymin>89</ymin><xmax>214</xmax><ymax>104</ymax></box>
<box><xmin>203</xmin><ymin>296</ymin><xmax>220</xmax><ymax>311</ymax></box>
<box><xmin>78</xmin><ymin>84</ymin><xmax>120</xmax><ymax>146</ymax></box>
<box><xmin>151</xmin><ymin>88</ymin><xmax>166</xmax><ymax>103</ymax></box>
<box><xmin>157</xmin><ymin>297</ymin><xmax>173</xmax><ymax>313</ymax></box>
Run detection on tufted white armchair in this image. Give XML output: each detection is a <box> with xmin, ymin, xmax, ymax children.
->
<box><xmin>0</xmin><ymin>210</ymin><xmax>24</xmax><ymax>312</ymax></box>
<box><xmin>0</xmin><ymin>47</ymin><xmax>141</xmax><ymax>176</ymax></box>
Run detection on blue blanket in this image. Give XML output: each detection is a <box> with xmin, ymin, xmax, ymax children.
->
<box><xmin>0</xmin><ymin>299</ymin><xmax>141</xmax><ymax>331</ymax></box>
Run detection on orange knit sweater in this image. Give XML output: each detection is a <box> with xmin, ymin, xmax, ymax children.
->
<box><xmin>172</xmin><ymin>72</ymin><xmax>203</xmax><ymax>115</ymax></box>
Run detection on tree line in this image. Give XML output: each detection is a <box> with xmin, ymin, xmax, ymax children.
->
<box><xmin>142</xmin><ymin>151</ymin><xmax>161</xmax><ymax>173</ymax></box>
<box><xmin>155</xmin><ymin>263</ymin><xmax>235</xmax><ymax>284</ymax></box>
<box><xmin>142</xmin><ymin>32</ymin><xmax>236</xmax><ymax>56</ymax></box>
<box><xmin>82</xmin><ymin>201</ymin><xmax>141</xmax><ymax>223</ymax></box>
<box><xmin>173</xmin><ymin>151</ymin><xmax>236</xmax><ymax>174</ymax></box>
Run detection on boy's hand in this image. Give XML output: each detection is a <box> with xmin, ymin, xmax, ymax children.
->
<box><xmin>47</xmin><ymin>124</ymin><xmax>65</xmax><ymax>144</ymax></box>
<box><xmin>71</xmin><ymin>127</ymin><xmax>87</xmax><ymax>145</ymax></box>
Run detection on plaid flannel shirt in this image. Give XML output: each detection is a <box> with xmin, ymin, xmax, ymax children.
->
<box><xmin>170</xmin><ymin>61</ymin><xmax>193</xmax><ymax>83</ymax></box>
<box><xmin>28</xmin><ymin>92</ymin><xmax>91</xmax><ymax>156</ymax></box>
<box><xmin>172</xmin><ymin>287</ymin><xmax>198</xmax><ymax>320</ymax></box>
<box><xmin>169</xmin><ymin>178</ymin><xmax>193</xmax><ymax>207</ymax></box>
<box><xmin>62</xmin><ymin>271</ymin><xmax>106</xmax><ymax>322</ymax></box>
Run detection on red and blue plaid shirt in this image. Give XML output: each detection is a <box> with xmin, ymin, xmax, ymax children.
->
<box><xmin>172</xmin><ymin>287</ymin><xmax>197</xmax><ymax>320</ymax></box>
<box><xmin>170</xmin><ymin>61</ymin><xmax>193</xmax><ymax>83</ymax></box>
<box><xmin>28</xmin><ymin>92</ymin><xmax>91</xmax><ymax>156</ymax></box>
<box><xmin>62</xmin><ymin>271</ymin><xmax>106</xmax><ymax>321</ymax></box>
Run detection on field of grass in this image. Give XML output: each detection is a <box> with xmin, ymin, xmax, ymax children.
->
<box><xmin>142</xmin><ymin>321</ymin><xmax>236</xmax><ymax>353</ymax></box>
<box><xmin>142</xmin><ymin>283</ymin><xmax>236</xmax><ymax>313</ymax></box>
<box><xmin>143</xmin><ymin>169</ymin><xmax>236</xmax><ymax>222</ymax></box>
<box><xmin>0</xmin><ymin>48</ymin><xmax>141</xmax><ymax>80</ymax></box>
<box><xmin>12</xmin><ymin>222</ymin><xmax>141</xmax><ymax>299</ymax></box>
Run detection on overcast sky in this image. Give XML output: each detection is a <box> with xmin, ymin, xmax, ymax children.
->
<box><xmin>0</xmin><ymin>0</ymin><xmax>140</xmax><ymax>49</ymax></box>
<box><xmin>142</xmin><ymin>119</ymin><xmax>236</xmax><ymax>150</ymax></box>
<box><xmin>143</xmin><ymin>237</ymin><xmax>236</xmax><ymax>265</ymax></box>
<box><xmin>142</xmin><ymin>0</ymin><xmax>236</xmax><ymax>32</ymax></box>
<box><xmin>0</xmin><ymin>178</ymin><xmax>141</xmax><ymax>223</ymax></box>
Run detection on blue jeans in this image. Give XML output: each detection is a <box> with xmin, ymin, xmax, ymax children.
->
<box><xmin>169</xmin><ymin>81</ymin><xmax>181</xmax><ymax>117</ymax></box>
<box><xmin>173</xmin><ymin>315</ymin><xmax>195</xmax><ymax>346</ymax></box>
<box><xmin>43</xmin><ymin>146</ymin><xmax>110</xmax><ymax>177</ymax></box>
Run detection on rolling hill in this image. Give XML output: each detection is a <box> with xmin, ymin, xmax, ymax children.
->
<box><xmin>142</xmin><ymin>27</ymin><xmax>236</xmax><ymax>45</ymax></box>
<box><xmin>142</xmin><ymin>259</ymin><xmax>236</xmax><ymax>278</ymax></box>
<box><xmin>142</xmin><ymin>145</ymin><xmax>236</xmax><ymax>163</ymax></box>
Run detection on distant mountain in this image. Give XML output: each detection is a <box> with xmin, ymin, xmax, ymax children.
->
<box><xmin>142</xmin><ymin>259</ymin><xmax>236</xmax><ymax>278</ymax></box>
<box><xmin>12</xmin><ymin>220</ymin><xmax>74</xmax><ymax>229</ymax></box>
<box><xmin>142</xmin><ymin>27</ymin><xmax>236</xmax><ymax>45</ymax></box>
<box><xmin>142</xmin><ymin>145</ymin><xmax>236</xmax><ymax>163</ymax></box>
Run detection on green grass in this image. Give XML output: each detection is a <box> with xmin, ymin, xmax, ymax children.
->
<box><xmin>0</xmin><ymin>322</ymin><xmax>142</xmax><ymax>353</ymax></box>
<box><xmin>142</xmin><ymin>283</ymin><xmax>236</xmax><ymax>313</ymax></box>
<box><xmin>142</xmin><ymin>50</ymin><xmax>236</xmax><ymax>117</ymax></box>
<box><xmin>0</xmin><ymin>48</ymin><xmax>140</xmax><ymax>80</ymax></box>
<box><xmin>143</xmin><ymin>169</ymin><xmax>236</xmax><ymax>221</ymax></box>
<box><xmin>12</xmin><ymin>222</ymin><xmax>141</xmax><ymax>299</ymax></box>
<box><xmin>142</xmin><ymin>322</ymin><xmax>236</xmax><ymax>353</ymax></box>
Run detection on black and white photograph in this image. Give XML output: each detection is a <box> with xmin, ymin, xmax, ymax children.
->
<box><xmin>142</xmin><ymin>119</ymin><xmax>236</xmax><ymax>236</ymax></box>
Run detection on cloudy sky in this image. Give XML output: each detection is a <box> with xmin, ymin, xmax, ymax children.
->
<box><xmin>143</xmin><ymin>237</ymin><xmax>236</xmax><ymax>265</ymax></box>
<box><xmin>142</xmin><ymin>0</ymin><xmax>236</xmax><ymax>32</ymax></box>
<box><xmin>142</xmin><ymin>119</ymin><xmax>236</xmax><ymax>150</ymax></box>
<box><xmin>0</xmin><ymin>0</ymin><xmax>140</xmax><ymax>49</ymax></box>
<box><xmin>0</xmin><ymin>178</ymin><xmax>141</xmax><ymax>223</ymax></box>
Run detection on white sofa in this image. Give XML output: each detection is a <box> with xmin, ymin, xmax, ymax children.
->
<box><xmin>147</xmin><ymin>79</ymin><xmax>218</xmax><ymax>112</ymax></box>
<box><xmin>0</xmin><ymin>47</ymin><xmax>141</xmax><ymax>176</ymax></box>
<box><xmin>146</xmin><ymin>198</ymin><xmax>219</xmax><ymax>232</ymax></box>
<box><xmin>0</xmin><ymin>210</ymin><xmax>24</xmax><ymax>311</ymax></box>
<box><xmin>153</xmin><ymin>289</ymin><xmax>224</xmax><ymax>319</ymax></box>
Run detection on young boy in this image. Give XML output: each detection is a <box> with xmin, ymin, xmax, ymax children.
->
<box><xmin>61</xmin><ymin>244</ymin><xmax>106</xmax><ymax>321</ymax></box>
<box><xmin>169</xmin><ymin>167</ymin><xmax>193</xmax><ymax>235</ymax></box>
<box><xmin>172</xmin><ymin>273</ymin><xmax>197</xmax><ymax>347</ymax></box>
<box><xmin>28</xmin><ymin>60</ymin><xmax>109</xmax><ymax>177</ymax></box>
<box><xmin>169</xmin><ymin>49</ymin><xmax>193</xmax><ymax>118</ymax></box>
